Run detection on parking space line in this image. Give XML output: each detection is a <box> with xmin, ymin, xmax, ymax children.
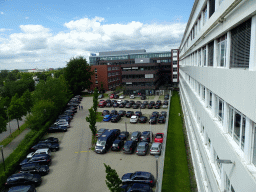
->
<box><xmin>75</xmin><ymin>151</ymin><xmax>92</xmax><ymax>153</ymax></box>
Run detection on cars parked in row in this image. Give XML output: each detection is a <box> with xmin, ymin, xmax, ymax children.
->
<box><xmin>118</xmin><ymin>131</ymin><xmax>129</xmax><ymax>140</ymax></box>
<box><xmin>111</xmin><ymin>140</ymin><xmax>124</xmax><ymax>151</ymax></box>
<box><xmin>130</xmin><ymin>116</ymin><xmax>139</xmax><ymax>124</ymax></box>
<box><xmin>20</xmin><ymin>163</ymin><xmax>49</xmax><ymax>175</ymax></box>
<box><xmin>5</xmin><ymin>173</ymin><xmax>42</xmax><ymax>188</ymax></box>
<box><xmin>123</xmin><ymin>141</ymin><xmax>137</xmax><ymax>154</ymax></box>
<box><xmin>121</xmin><ymin>171</ymin><xmax>156</xmax><ymax>187</ymax></box>
<box><xmin>136</xmin><ymin>142</ymin><xmax>149</xmax><ymax>156</ymax></box>
<box><xmin>150</xmin><ymin>142</ymin><xmax>162</xmax><ymax>156</ymax></box>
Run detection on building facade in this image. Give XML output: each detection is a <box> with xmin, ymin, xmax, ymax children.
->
<box><xmin>179</xmin><ymin>0</ymin><xmax>256</xmax><ymax>192</ymax></box>
<box><xmin>89</xmin><ymin>49</ymin><xmax>179</xmax><ymax>94</ymax></box>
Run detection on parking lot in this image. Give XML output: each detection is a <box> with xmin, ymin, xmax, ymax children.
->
<box><xmin>37</xmin><ymin>95</ymin><xmax>168</xmax><ymax>192</ymax></box>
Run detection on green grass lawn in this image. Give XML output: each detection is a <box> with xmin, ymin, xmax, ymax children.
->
<box><xmin>96</xmin><ymin>112</ymin><xmax>104</xmax><ymax>122</ymax></box>
<box><xmin>162</xmin><ymin>91</ymin><xmax>191</xmax><ymax>192</ymax></box>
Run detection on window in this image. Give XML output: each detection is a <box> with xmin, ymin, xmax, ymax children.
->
<box><xmin>225</xmin><ymin>174</ymin><xmax>235</xmax><ymax>192</ymax></box>
<box><xmin>203</xmin><ymin>47</ymin><xmax>207</xmax><ymax>66</ymax></box>
<box><xmin>252</xmin><ymin>124</ymin><xmax>256</xmax><ymax>166</ymax></box>
<box><xmin>218</xmin><ymin>35</ymin><xmax>227</xmax><ymax>67</ymax></box>
<box><xmin>208</xmin><ymin>41</ymin><xmax>214</xmax><ymax>66</ymax></box>
<box><xmin>94</xmin><ymin>68</ymin><xmax>97</xmax><ymax>73</ymax></box>
<box><xmin>203</xmin><ymin>7</ymin><xmax>208</xmax><ymax>25</ymax></box>
<box><xmin>173</xmin><ymin>68</ymin><xmax>177</xmax><ymax>72</ymax></box>
<box><xmin>209</xmin><ymin>0</ymin><xmax>215</xmax><ymax>18</ymax></box>
<box><xmin>209</xmin><ymin>92</ymin><xmax>212</xmax><ymax>108</ymax></box>
<box><xmin>230</xmin><ymin>18</ymin><xmax>251</xmax><ymax>68</ymax></box>
<box><xmin>95</xmin><ymin>81</ymin><xmax>98</xmax><ymax>84</ymax></box>
<box><xmin>217</xmin><ymin>97</ymin><xmax>224</xmax><ymax>123</ymax></box>
<box><xmin>228</xmin><ymin>106</ymin><xmax>246</xmax><ymax>151</ymax></box>
<box><xmin>198</xmin><ymin>50</ymin><xmax>201</xmax><ymax>66</ymax></box>
<box><xmin>108</xmin><ymin>67</ymin><xmax>111</xmax><ymax>71</ymax></box>
<box><xmin>198</xmin><ymin>16</ymin><xmax>201</xmax><ymax>31</ymax></box>
<box><xmin>95</xmin><ymin>74</ymin><xmax>98</xmax><ymax>79</ymax></box>
<box><xmin>202</xmin><ymin>87</ymin><xmax>206</xmax><ymax>100</ymax></box>
<box><xmin>173</xmin><ymin>74</ymin><xmax>178</xmax><ymax>79</ymax></box>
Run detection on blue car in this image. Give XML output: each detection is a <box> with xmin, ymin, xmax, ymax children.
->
<box><xmin>103</xmin><ymin>114</ymin><xmax>112</xmax><ymax>122</ymax></box>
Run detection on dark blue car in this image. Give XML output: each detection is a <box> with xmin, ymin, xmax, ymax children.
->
<box><xmin>5</xmin><ymin>173</ymin><xmax>42</xmax><ymax>187</ymax></box>
<box><xmin>7</xmin><ymin>185</ymin><xmax>37</xmax><ymax>192</ymax></box>
<box><xmin>121</xmin><ymin>171</ymin><xmax>155</xmax><ymax>187</ymax></box>
<box><xmin>20</xmin><ymin>154</ymin><xmax>51</xmax><ymax>166</ymax></box>
<box><xmin>31</xmin><ymin>142</ymin><xmax>59</xmax><ymax>152</ymax></box>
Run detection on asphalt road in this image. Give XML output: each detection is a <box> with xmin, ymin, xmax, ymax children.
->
<box><xmin>37</xmin><ymin>96</ymin><xmax>168</xmax><ymax>192</ymax></box>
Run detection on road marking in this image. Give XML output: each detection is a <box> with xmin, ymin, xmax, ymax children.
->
<box><xmin>75</xmin><ymin>151</ymin><xmax>92</xmax><ymax>153</ymax></box>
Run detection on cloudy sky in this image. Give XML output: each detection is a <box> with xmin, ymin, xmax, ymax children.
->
<box><xmin>0</xmin><ymin>0</ymin><xmax>193</xmax><ymax>70</ymax></box>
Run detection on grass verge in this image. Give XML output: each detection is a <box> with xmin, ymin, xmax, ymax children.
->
<box><xmin>162</xmin><ymin>91</ymin><xmax>191</xmax><ymax>192</ymax></box>
<box><xmin>96</xmin><ymin>112</ymin><xmax>104</xmax><ymax>122</ymax></box>
<box><xmin>0</xmin><ymin>122</ymin><xmax>28</xmax><ymax>147</ymax></box>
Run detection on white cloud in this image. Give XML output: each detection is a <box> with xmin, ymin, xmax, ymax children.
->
<box><xmin>0</xmin><ymin>17</ymin><xmax>186</xmax><ymax>70</ymax></box>
<box><xmin>1</xmin><ymin>12</ymin><xmax>3</xmax><ymax>15</ymax></box>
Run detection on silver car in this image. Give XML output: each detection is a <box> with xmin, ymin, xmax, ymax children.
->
<box><xmin>136</xmin><ymin>142</ymin><xmax>149</xmax><ymax>156</ymax></box>
<box><xmin>150</xmin><ymin>143</ymin><xmax>162</xmax><ymax>155</ymax></box>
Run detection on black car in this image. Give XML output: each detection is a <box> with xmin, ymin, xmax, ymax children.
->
<box><xmin>20</xmin><ymin>154</ymin><xmax>52</xmax><ymax>166</ymax></box>
<box><xmin>66</xmin><ymin>106</ymin><xmax>77</xmax><ymax>113</ymax></box>
<box><xmin>5</xmin><ymin>173</ymin><xmax>42</xmax><ymax>187</ymax></box>
<box><xmin>31</xmin><ymin>143</ymin><xmax>59</xmax><ymax>152</ymax></box>
<box><xmin>141</xmin><ymin>95</ymin><xmax>146</xmax><ymax>100</ymax></box>
<box><xmin>132</xmin><ymin>104</ymin><xmax>139</xmax><ymax>109</ymax></box>
<box><xmin>96</xmin><ymin>128</ymin><xmax>107</xmax><ymax>138</ymax></box>
<box><xmin>123</xmin><ymin>100</ymin><xmax>129</xmax><ymax>105</ymax></box>
<box><xmin>148</xmin><ymin>104</ymin><xmax>153</xmax><ymax>109</ymax></box>
<box><xmin>111</xmin><ymin>140</ymin><xmax>124</xmax><ymax>151</ymax></box>
<box><xmin>149</xmin><ymin>116</ymin><xmax>157</xmax><ymax>124</ymax></box>
<box><xmin>121</xmin><ymin>171</ymin><xmax>155</xmax><ymax>187</ymax></box>
<box><xmin>102</xmin><ymin>110</ymin><xmax>110</xmax><ymax>116</ymax></box>
<box><xmin>114</xmin><ymin>94</ymin><xmax>119</xmax><ymax>99</ymax></box>
<box><xmin>143</xmin><ymin>101</ymin><xmax>148</xmax><ymax>105</ymax></box>
<box><xmin>149</xmin><ymin>101</ymin><xmax>155</xmax><ymax>106</ymax></box>
<box><xmin>140</xmin><ymin>104</ymin><xmax>146</xmax><ymax>109</ymax></box>
<box><xmin>111</xmin><ymin>110</ymin><xmax>118</xmax><ymax>115</ymax></box>
<box><xmin>58</xmin><ymin>115</ymin><xmax>71</xmax><ymax>122</ymax></box>
<box><xmin>136</xmin><ymin>101</ymin><xmax>142</xmax><ymax>105</ymax></box>
<box><xmin>158</xmin><ymin>116</ymin><xmax>166</xmax><ymax>124</ymax></box>
<box><xmin>125</xmin><ymin>183</ymin><xmax>153</xmax><ymax>192</ymax></box>
<box><xmin>140</xmin><ymin>131</ymin><xmax>152</xmax><ymax>142</ymax></box>
<box><xmin>129</xmin><ymin>100</ymin><xmax>135</xmax><ymax>105</ymax></box>
<box><xmin>111</xmin><ymin>115</ymin><xmax>121</xmax><ymax>123</ymax></box>
<box><xmin>106</xmin><ymin>99</ymin><xmax>111</xmax><ymax>103</ymax></box>
<box><xmin>154</xmin><ymin>104</ymin><xmax>160</xmax><ymax>109</ymax></box>
<box><xmin>113</xmin><ymin>103</ymin><xmax>119</xmax><ymax>108</ymax></box>
<box><xmin>123</xmin><ymin>141</ymin><xmax>137</xmax><ymax>154</ymax></box>
<box><xmin>126</xmin><ymin>111</ymin><xmax>134</xmax><ymax>118</ymax></box>
<box><xmin>160</xmin><ymin>111</ymin><xmax>167</xmax><ymax>118</ymax></box>
<box><xmin>20</xmin><ymin>163</ymin><xmax>49</xmax><ymax>175</ymax></box>
<box><xmin>39</xmin><ymin>137</ymin><xmax>59</xmax><ymax>144</ymax></box>
<box><xmin>112</xmin><ymin>129</ymin><xmax>121</xmax><ymax>137</ymax></box>
<box><xmin>163</xmin><ymin>100</ymin><xmax>168</xmax><ymax>105</ymax></box>
<box><xmin>156</xmin><ymin>100</ymin><xmax>162</xmax><ymax>106</ymax></box>
<box><xmin>106</xmin><ymin>102</ymin><xmax>113</xmax><ymax>107</ymax></box>
<box><xmin>164</xmin><ymin>94</ymin><xmax>169</xmax><ymax>100</ymax></box>
<box><xmin>130</xmin><ymin>131</ymin><xmax>141</xmax><ymax>142</ymax></box>
<box><xmin>48</xmin><ymin>125</ymin><xmax>67</xmax><ymax>132</ymax></box>
<box><xmin>118</xmin><ymin>131</ymin><xmax>130</xmax><ymax>140</ymax></box>
<box><xmin>136</xmin><ymin>142</ymin><xmax>150</xmax><ymax>156</ymax></box>
<box><xmin>7</xmin><ymin>185</ymin><xmax>37</xmax><ymax>192</ymax></box>
<box><xmin>135</xmin><ymin>111</ymin><xmax>142</xmax><ymax>117</ymax></box>
<box><xmin>119</xmin><ymin>103</ymin><xmax>125</xmax><ymax>108</ymax></box>
<box><xmin>152</xmin><ymin>111</ymin><xmax>159</xmax><ymax>118</ymax></box>
<box><xmin>125</xmin><ymin>103</ymin><xmax>131</xmax><ymax>108</ymax></box>
<box><xmin>139</xmin><ymin>116</ymin><xmax>148</xmax><ymax>123</ymax></box>
<box><xmin>118</xmin><ymin>110</ymin><xmax>126</xmax><ymax>117</ymax></box>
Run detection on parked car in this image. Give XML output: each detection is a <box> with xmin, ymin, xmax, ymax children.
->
<box><xmin>39</xmin><ymin>137</ymin><xmax>58</xmax><ymax>144</ymax></box>
<box><xmin>111</xmin><ymin>140</ymin><xmax>124</xmax><ymax>151</ymax></box>
<box><xmin>143</xmin><ymin>101</ymin><xmax>148</xmax><ymax>105</ymax></box>
<box><xmin>102</xmin><ymin>110</ymin><xmax>110</xmax><ymax>116</ymax></box>
<box><xmin>123</xmin><ymin>100</ymin><xmax>129</xmax><ymax>105</ymax></box>
<box><xmin>154</xmin><ymin>133</ymin><xmax>164</xmax><ymax>143</ymax></box>
<box><xmin>96</xmin><ymin>128</ymin><xmax>107</xmax><ymax>138</ymax></box>
<box><xmin>111</xmin><ymin>110</ymin><xmax>118</xmax><ymax>115</ymax></box>
<box><xmin>154</xmin><ymin>104</ymin><xmax>160</xmax><ymax>109</ymax></box>
<box><xmin>149</xmin><ymin>116</ymin><xmax>157</xmax><ymax>124</ymax></box>
<box><xmin>103</xmin><ymin>115</ymin><xmax>112</xmax><ymax>122</ymax></box>
<box><xmin>130</xmin><ymin>95</ymin><xmax>135</xmax><ymax>99</ymax></box>
<box><xmin>130</xmin><ymin>115</ymin><xmax>139</xmax><ymax>124</ymax></box>
<box><xmin>20</xmin><ymin>154</ymin><xmax>51</xmax><ymax>166</ymax></box>
<box><xmin>139</xmin><ymin>116</ymin><xmax>148</xmax><ymax>123</ymax></box>
<box><xmin>31</xmin><ymin>143</ymin><xmax>59</xmax><ymax>152</ymax></box>
<box><xmin>150</xmin><ymin>142</ymin><xmax>162</xmax><ymax>155</ymax></box>
<box><xmin>48</xmin><ymin>124</ymin><xmax>67</xmax><ymax>132</ymax></box>
<box><xmin>149</xmin><ymin>101</ymin><xmax>155</xmax><ymax>106</ymax></box>
<box><xmin>140</xmin><ymin>131</ymin><xmax>152</xmax><ymax>142</ymax></box>
<box><xmin>112</xmin><ymin>129</ymin><xmax>121</xmax><ymax>138</ymax></box>
<box><xmin>118</xmin><ymin>110</ymin><xmax>126</xmax><ymax>117</ymax></box>
<box><xmin>106</xmin><ymin>99</ymin><xmax>111</xmax><ymax>103</ymax></box>
<box><xmin>117</xmin><ymin>100</ymin><xmax>123</xmax><ymax>104</ymax></box>
<box><xmin>20</xmin><ymin>163</ymin><xmax>49</xmax><ymax>175</ymax></box>
<box><xmin>121</xmin><ymin>171</ymin><xmax>155</xmax><ymax>187</ymax></box>
<box><xmin>5</xmin><ymin>173</ymin><xmax>42</xmax><ymax>187</ymax></box>
<box><xmin>136</xmin><ymin>142</ymin><xmax>149</xmax><ymax>156</ymax></box>
<box><xmin>164</xmin><ymin>94</ymin><xmax>169</xmax><ymax>100</ymax></box>
<box><xmin>148</xmin><ymin>104</ymin><xmax>153</xmax><ymax>109</ymax></box>
<box><xmin>27</xmin><ymin>148</ymin><xmax>51</xmax><ymax>159</ymax></box>
<box><xmin>156</xmin><ymin>100</ymin><xmax>162</xmax><ymax>106</ymax></box>
<box><xmin>119</xmin><ymin>103</ymin><xmax>125</xmax><ymax>108</ymax></box>
<box><xmin>123</xmin><ymin>141</ymin><xmax>137</xmax><ymax>154</ymax></box>
<box><xmin>118</xmin><ymin>131</ymin><xmax>130</xmax><ymax>140</ymax></box>
<box><xmin>110</xmin><ymin>94</ymin><xmax>114</xmax><ymax>99</ymax></box>
<box><xmin>129</xmin><ymin>100</ymin><xmax>135</xmax><ymax>105</ymax></box>
<box><xmin>106</xmin><ymin>102</ymin><xmax>113</xmax><ymax>107</ymax></box>
<box><xmin>134</xmin><ymin>111</ymin><xmax>142</xmax><ymax>117</ymax></box>
<box><xmin>141</xmin><ymin>95</ymin><xmax>146</xmax><ymax>100</ymax></box>
<box><xmin>160</xmin><ymin>111</ymin><xmax>167</xmax><ymax>118</ymax></box>
<box><xmin>98</xmin><ymin>101</ymin><xmax>107</xmax><ymax>108</ymax></box>
<box><xmin>95</xmin><ymin>130</ymin><xmax>116</xmax><ymax>154</ymax></box>
<box><xmin>7</xmin><ymin>185</ymin><xmax>37</xmax><ymax>192</ymax></box>
<box><xmin>125</xmin><ymin>103</ymin><xmax>131</xmax><ymax>108</ymax></box>
<box><xmin>114</xmin><ymin>94</ymin><xmax>119</xmax><ymax>99</ymax></box>
<box><xmin>136</xmin><ymin>101</ymin><xmax>142</xmax><ymax>105</ymax></box>
<box><xmin>163</xmin><ymin>100</ymin><xmax>168</xmax><ymax>105</ymax></box>
<box><xmin>124</xmin><ymin>183</ymin><xmax>153</xmax><ymax>192</ymax></box>
<box><xmin>111</xmin><ymin>115</ymin><xmax>121</xmax><ymax>123</ymax></box>
<box><xmin>113</xmin><ymin>103</ymin><xmax>119</xmax><ymax>108</ymax></box>
<box><xmin>126</xmin><ymin>111</ymin><xmax>134</xmax><ymax>118</ymax></box>
<box><xmin>162</xmin><ymin>104</ymin><xmax>168</xmax><ymax>109</ymax></box>
<box><xmin>98</xmin><ymin>94</ymin><xmax>104</xmax><ymax>99</ymax></box>
<box><xmin>54</xmin><ymin>119</ymin><xmax>70</xmax><ymax>128</ymax></box>
<box><xmin>158</xmin><ymin>116</ymin><xmax>166</xmax><ymax>124</ymax></box>
<box><xmin>130</xmin><ymin>131</ymin><xmax>141</xmax><ymax>142</ymax></box>
<box><xmin>132</xmin><ymin>104</ymin><xmax>139</xmax><ymax>109</ymax></box>
<box><xmin>140</xmin><ymin>104</ymin><xmax>146</xmax><ymax>109</ymax></box>
<box><xmin>119</xmin><ymin>95</ymin><xmax>125</xmax><ymax>99</ymax></box>
<box><xmin>151</xmin><ymin>111</ymin><xmax>159</xmax><ymax>118</ymax></box>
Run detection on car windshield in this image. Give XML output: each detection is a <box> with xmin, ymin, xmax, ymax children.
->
<box><xmin>156</xmin><ymin>135</ymin><xmax>162</xmax><ymax>138</ymax></box>
<box><xmin>96</xmin><ymin>141</ymin><xmax>106</xmax><ymax>146</ymax></box>
<box><xmin>151</xmin><ymin>147</ymin><xmax>159</xmax><ymax>150</ymax></box>
<box><xmin>124</xmin><ymin>145</ymin><xmax>130</xmax><ymax>149</ymax></box>
<box><xmin>137</xmin><ymin>146</ymin><xmax>144</xmax><ymax>149</ymax></box>
<box><xmin>131</xmin><ymin>132</ymin><xmax>137</xmax><ymax>136</ymax></box>
<box><xmin>120</xmin><ymin>133</ymin><xmax>125</xmax><ymax>136</ymax></box>
<box><xmin>112</xmin><ymin>144</ymin><xmax>118</xmax><ymax>147</ymax></box>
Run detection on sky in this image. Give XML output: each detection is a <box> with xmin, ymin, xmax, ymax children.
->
<box><xmin>0</xmin><ymin>0</ymin><xmax>193</xmax><ymax>70</ymax></box>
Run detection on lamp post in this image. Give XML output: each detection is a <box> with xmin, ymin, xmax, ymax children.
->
<box><xmin>4</xmin><ymin>106</ymin><xmax>11</xmax><ymax>136</ymax></box>
<box><xmin>150</xmin><ymin>120</ymin><xmax>152</xmax><ymax>143</ymax></box>
<box><xmin>0</xmin><ymin>145</ymin><xmax>5</xmax><ymax>172</ymax></box>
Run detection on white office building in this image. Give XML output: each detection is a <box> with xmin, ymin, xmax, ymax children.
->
<box><xmin>179</xmin><ymin>0</ymin><xmax>256</xmax><ymax>191</ymax></box>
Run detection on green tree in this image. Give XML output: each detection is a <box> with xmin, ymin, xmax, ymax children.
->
<box><xmin>21</xmin><ymin>89</ymin><xmax>33</xmax><ymax>114</ymax></box>
<box><xmin>104</xmin><ymin>163</ymin><xmax>123</xmax><ymax>192</ymax></box>
<box><xmin>0</xmin><ymin>97</ymin><xmax>8</xmax><ymax>133</ymax></box>
<box><xmin>93</xmin><ymin>87</ymin><xmax>99</xmax><ymax>113</ymax></box>
<box><xmin>0</xmin><ymin>70</ymin><xmax>8</xmax><ymax>79</ymax></box>
<box><xmin>64</xmin><ymin>56</ymin><xmax>94</xmax><ymax>94</ymax></box>
<box><xmin>8</xmin><ymin>94</ymin><xmax>26</xmax><ymax>130</ymax></box>
<box><xmin>0</xmin><ymin>115</ymin><xmax>7</xmax><ymax>134</ymax></box>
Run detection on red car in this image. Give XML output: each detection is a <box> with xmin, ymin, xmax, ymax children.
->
<box><xmin>110</xmin><ymin>94</ymin><xmax>114</xmax><ymax>99</ymax></box>
<box><xmin>98</xmin><ymin>101</ymin><xmax>106</xmax><ymax>107</ymax></box>
<box><xmin>154</xmin><ymin>133</ymin><xmax>164</xmax><ymax>143</ymax></box>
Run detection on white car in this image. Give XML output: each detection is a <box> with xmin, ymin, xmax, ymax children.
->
<box><xmin>162</xmin><ymin>104</ymin><xmax>168</xmax><ymax>109</ymax></box>
<box><xmin>117</xmin><ymin>100</ymin><xmax>123</xmax><ymax>104</ymax></box>
<box><xmin>27</xmin><ymin>148</ymin><xmax>52</xmax><ymax>159</ymax></box>
<box><xmin>54</xmin><ymin>120</ymin><xmax>70</xmax><ymax>128</ymax></box>
<box><xmin>130</xmin><ymin>115</ymin><xmax>138</xmax><ymax>123</ymax></box>
<box><xmin>119</xmin><ymin>95</ymin><xmax>125</xmax><ymax>99</ymax></box>
<box><xmin>130</xmin><ymin>95</ymin><xmax>135</xmax><ymax>99</ymax></box>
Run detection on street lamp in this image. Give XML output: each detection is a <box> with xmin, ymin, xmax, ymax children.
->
<box><xmin>0</xmin><ymin>145</ymin><xmax>5</xmax><ymax>172</ymax></box>
<box><xmin>155</xmin><ymin>155</ymin><xmax>159</xmax><ymax>183</ymax></box>
<box><xmin>150</xmin><ymin>120</ymin><xmax>152</xmax><ymax>143</ymax></box>
<box><xmin>4</xmin><ymin>106</ymin><xmax>11</xmax><ymax>136</ymax></box>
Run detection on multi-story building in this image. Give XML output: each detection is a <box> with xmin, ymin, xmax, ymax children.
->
<box><xmin>179</xmin><ymin>0</ymin><xmax>256</xmax><ymax>192</ymax></box>
<box><xmin>89</xmin><ymin>49</ymin><xmax>179</xmax><ymax>94</ymax></box>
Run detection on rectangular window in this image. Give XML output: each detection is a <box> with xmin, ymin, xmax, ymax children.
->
<box><xmin>198</xmin><ymin>16</ymin><xmax>201</xmax><ymax>31</ymax></box>
<box><xmin>217</xmin><ymin>97</ymin><xmax>224</xmax><ymax>123</ymax></box>
<box><xmin>209</xmin><ymin>92</ymin><xmax>212</xmax><ymax>108</ymax></box>
<box><xmin>95</xmin><ymin>81</ymin><xmax>98</xmax><ymax>84</ymax></box>
<box><xmin>94</xmin><ymin>68</ymin><xmax>97</xmax><ymax>73</ymax></box>
<box><xmin>203</xmin><ymin>47</ymin><xmax>207</xmax><ymax>66</ymax></box>
<box><xmin>209</xmin><ymin>0</ymin><xmax>215</xmax><ymax>18</ymax></box>
<box><xmin>198</xmin><ymin>50</ymin><xmax>201</xmax><ymax>66</ymax></box>
<box><xmin>203</xmin><ymin>7</ymin><xmax>207</xmax><ymax>25</ymax></box>
<box><xmin>252</xmin><ymin>124</ymin><xmax>256</xmax><ymax>166</ymax></box>
<box><xmin>95</xmin><ymin>74</ymin><xmax>97</xmax><ymax>79</ymax></box>
<box><xmin>208</xmin><ymin>41</ymin><xmax>214</xmax><ymax>66</ymax></box>
<box><xmin>203</xmin><ymin>87</ymin><xmax>206</xmax><ymax>100</ymax></box>
<box><xmin>218</xmin><ymin>35</ymin><xmax>227</xmax><ymax>67</ymax></box>
<box><xmin>230</xmin><ymin>18</ymin><xmax>251</xmax><ymax>68</ymax></box>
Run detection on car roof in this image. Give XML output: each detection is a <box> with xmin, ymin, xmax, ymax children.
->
<box><xmin>134</xmin><ymin>171</ymin><xmax>151</xmax><ymax>177</ymax></box>
<box><xmin>21</xmin><ymin>163</ymin><xmax>39</xmax><ymax>168</ymax></box>
<box><xmin>8</xmin><ymin>185</ymin><xmax>34</xmax><ymax>192</ymax></box>
<box><xmin>152</xmin><ymin>142</ymin><xmax>161</xmax><ymax>147</ymax></box>
<box><xmin>142</xmin><ymin>131</ymin><xmax>150</xmax><ymax>135</ymax></box>
<box><xmin>131</xmin><ymin>116</ymin><xmax>137</xmax><ymax>118</ymax></box>
<box><xmin>35</xmin><ymin>149</ymin><xmax>50</xmax><ymax>153</ymax></box>
<box><xmin>138</xmin><ymin>142</ymin><xmax>148</xmax><ymax>146</ymax></box>
<box><xmin>113</xmin><ymin>140</ymin><xmax>122</xmax><ymax>144</ymax></box>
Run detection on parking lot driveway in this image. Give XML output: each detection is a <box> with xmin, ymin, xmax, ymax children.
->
<box><xmin>37</xmin><ymin>96</ymin><xmax>167</xmax><ymax>192</ymax></box>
